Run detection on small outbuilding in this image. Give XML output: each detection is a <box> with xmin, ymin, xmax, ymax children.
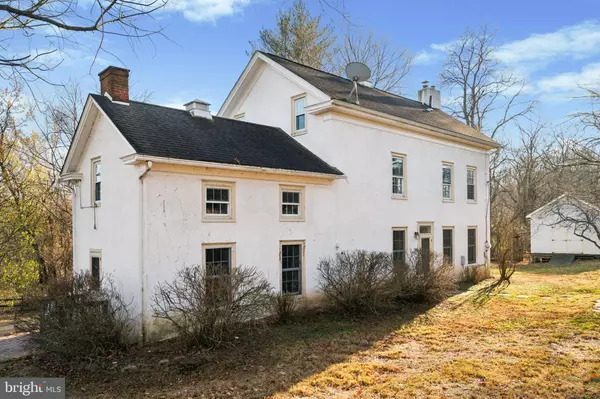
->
<box><xmin>527</xmin><ymin>194</ymin><xmax>600</xmax><ymax>262</ymax></box>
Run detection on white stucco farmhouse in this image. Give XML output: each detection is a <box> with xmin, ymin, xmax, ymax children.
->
<box><xmin>60</xmin><ymin>52</ymin><xmax>500</xmax><ymax>341</ymax></box>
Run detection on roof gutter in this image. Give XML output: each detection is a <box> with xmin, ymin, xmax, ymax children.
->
<box><xmin>121</xmin><ymin>154</ymin><xmax>346</xmax><ymax>180</ymax></box>
<box><xmin>307</xmin><ymin>100</ymin><xmax>502</xmax><ymax>151</ymax></box>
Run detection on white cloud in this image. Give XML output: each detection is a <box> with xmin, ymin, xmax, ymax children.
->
<box><xmin>166</xmin><ymin>0</ymin><xmax>252</xmax><ymax>22</ymax></box>
<box><xmin>537</xmin><ymin>62</ymin><xmax>600</xmax><ymax>94</ymax></box>
<box><xmin>496</xmin><ymin>21</ymin><xmax>600</xmax><ymax>66</ymax></box>
<box><xmin>412</xmin><ymin>41</ymin><xmax>452</xmax><ymax>65</ymax></box>
<box><xmin>413</xmin><ymin>51</ymin><xmax>434</xmax><ymax>65</ymax></box>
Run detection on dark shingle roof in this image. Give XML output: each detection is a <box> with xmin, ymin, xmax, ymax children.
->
<box><xmin>261</xmin><ymin>52</ymin><xmax>500</xmax><ymax>148</ymax></box>
<box><xmin>91</xmin><ymin>94</ymin><xmax>343</xmax><ymax>176</ymax></box>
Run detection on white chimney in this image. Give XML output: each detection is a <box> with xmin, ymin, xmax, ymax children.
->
<box><xmin>184</xmin><ymin>99</ymin><xmax>212</xmax><ymax>120</ymax></box>
<box><xmin>418</xmin><ymin>81</ymin><xmax>441</xmax><ymax>109</ymax></box>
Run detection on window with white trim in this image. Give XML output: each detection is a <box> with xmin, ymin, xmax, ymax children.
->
<box><xmin>442</xmin><ymin>163</ymin><xmax>453</xmax><ymax>201</ymax></box>
<box><xmin>392</xmin><ymin>154</ymin><xmax>406</xmax><ymax>197</ymax></box>
<box><xmin>90</xmin><ymin>249</ymin><xmax>101</xmax><ymax>290</ymax></box>
<box><xmin>442</xmin><ymin>228</ymin><xmax>453</xmax><ymax>264</ymax></box>
<box><xmin>392</xmin><ymin>229</ymin><xmax>406</xmax><ymax>265</ymax></box>
<box><xmin>281</xmin><ymin>242</ymin><xmax>303</xmax><ymax>295</ymax></box>
<box><xmin>467</xmin><ymin>228</ymin><xmax>477</xmax><ymax>264</ymax></box>
<box><xmin>292</xmin><ymin>95</ymin><xmax>306</xmax><ymax>133</ymax></box>
<box><xmin>204</xmin><ymin>245</ymin><xmax>234</xmax><ymax>301</ymax></box>
<box><xmin>202</xmin><ymin>181</ymin><xmax>235</xmax><ymax>222</ymax></box>
<box><xmin>467</xmin><ymin>167</ymin><xmax>476</xmax><ymax>202</ymax></box>
<box><xmin>280</xmin><ymin>185</ymin><xmax>305</xmax><ymax>221</ymax></box>
<box><xmin>92</xmin><ymin>158</ymin><xmax>101</xmax><ymax>205</ymax></box>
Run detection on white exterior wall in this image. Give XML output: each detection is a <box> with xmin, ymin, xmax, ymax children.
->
<box><xmin>71</xmin><ymin>112</ymin><xmax>143</xmax><ymax>335</ymax></box>
<box><xmin>141</xmin><ymin>169</ymin><xmax>338</xmax><ymax>338</ymax></box>
<box><xmin>530</xmin><ymin>212</ymin><xmax>600</xmax><ymax>255</ymax></box>
<box><xmin>228</xmin><ymin>62</ymin><xmax>491</xmax><ymax>267</ymax></box>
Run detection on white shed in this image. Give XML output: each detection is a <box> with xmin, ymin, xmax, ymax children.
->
<box><xmin>527</xmin><ymin>194</ymin><xmax>600</xmax><ymax>257</ymax></box>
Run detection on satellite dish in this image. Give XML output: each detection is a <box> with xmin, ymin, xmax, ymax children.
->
<box><xmin>345</xmin><ymin>62</ymin><xmax>371</xmax><ymax>105</ymax></box>
<box><xmin>345</xmin><ymin>62</ymin><xmax>371</xmax><ymax>82</ymax></box>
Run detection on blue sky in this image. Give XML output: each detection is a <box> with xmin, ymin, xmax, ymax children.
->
<box><xmin>11</xmin><ymin>0</ymin><xmax>600</xmax><ymax>138</ymax></box>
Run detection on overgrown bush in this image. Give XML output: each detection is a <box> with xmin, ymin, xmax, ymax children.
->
<box><xmin>269</xmin><ymin>293</ymin><xmax>301</xmax><ymax>323</ymax></box>
<box><xmin>16</xmin><ymin>272</ymin><xmax>133</xmax><ymax>363</ymax></box>
<box><xmin>152</xmin><ymin>264</ymin><xmax>272</xmax><ymax>348</ymax></box>
<box><xmin>317</xmin><ymin>250</ymin><xmax>394</xmax><ymax>314</ymax></box>
<box><xmin>460</xmin><ymin>264</ymin><xmax>491</xmax><ymax>284</ymax></box>
<box><xmin>391</xmin><ymin>250</ymin><xmax>456</xmax><ymax>303</ymax></box>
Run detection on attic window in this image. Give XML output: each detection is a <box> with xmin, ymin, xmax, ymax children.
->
<box><xmin>92</xmin><ymin>158</ymin><xmax>101</xmax><ymax>205</ymax></box>
<box><xmin>292</xmin><ymin>94</ymin><xmax>306</xmax><ymax>135</ymax></box>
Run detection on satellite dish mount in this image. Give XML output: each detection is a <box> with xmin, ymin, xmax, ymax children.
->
<box><xmin>345</xmin><ymin>62</ymin><xmax>371</xmax><ymax>105</ymax></box>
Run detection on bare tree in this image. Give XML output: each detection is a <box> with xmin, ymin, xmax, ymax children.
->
<box><xmin>334</xmin><ymin>29</ymin><xmax>411</xmax><ymax>94</ymax></box>
<box><xmin>440</xmin><ymin>27</ymin><xmax>535</xmax><ymax>139</ymax></box>
<box><xmin>0</xmin><ymin>0</ymin><xmax>168</xmax><ymax>81</ymax></box>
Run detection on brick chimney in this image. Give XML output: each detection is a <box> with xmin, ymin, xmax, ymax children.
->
<box><xmin>99</xmin><ymin>66</ymin><xmax>130</xmax><ymax>103</ymax></box>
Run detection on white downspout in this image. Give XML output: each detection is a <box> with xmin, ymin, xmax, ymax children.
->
<box><xmin>138</xmin><ymin>161</ymin><xmax>152</xmax><ymax>343</ymax></box>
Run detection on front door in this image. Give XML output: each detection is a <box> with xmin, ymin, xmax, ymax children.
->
<box><xmin>421</xmin><ymin>237</ymin><xmax>431</xmax><ymax>272</ymax></box>
<box><xmin>418</xmin><ymin>223</ymin><xmax>433</xmax><ymax>272</ymax></box>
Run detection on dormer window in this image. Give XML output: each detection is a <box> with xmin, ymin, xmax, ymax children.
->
<box><xmin>92</xmin><ymin>158</ymin><xmax>101</xmax><ymax>205</ymax></box>
<box><xmin>292</xmin><ymin>94</ymin><xmax>306</xmax><ymax>135</ymax></box>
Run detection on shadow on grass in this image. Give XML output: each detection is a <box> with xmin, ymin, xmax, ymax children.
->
<box><xmin>453</xmin><ymin>279</ymin><xmax>510</xmax><ymax>308</ymax></box>
<box><xmin>2</xmin><ymin>303</ymin><xmax>439</xmax><ymax>398</ymax></box>
<box><xmin>517</xmin><ymin>263</ymin><xmax>600</xmax><ymax>276</ymax></box>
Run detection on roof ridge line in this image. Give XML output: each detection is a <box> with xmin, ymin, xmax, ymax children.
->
<box><xmin>258</xmin><ymin>51</ymin><xmax>424</xmax><ymax>106</ymax></box>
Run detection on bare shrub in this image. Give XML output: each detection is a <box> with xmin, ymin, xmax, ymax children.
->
<box><xmin>152</xmin><ymin>264</ymin><xmax>272</xmax><ymax>348</ymax></box>
<box><xmin>460</xmin><ymin>264</ymin><xmax>491</xmax><ymax>284</ymax></box>
<box><xmin>392</xmin><ymin>250</ymin><xmax>456</xmax><ymax>303</ymax></box>
<box><xmin>269</xmin><ymin>293</ymin><xmax>301</xmax><ymax>323</ymax></box>
<box><xmin>16</xmin><ymin>272</ymin><xmax>133</xmax><ymax>363</ymax></box>
<box><xmin>317</xmin><ymin>250</ymin><xmax>394</xmax><ymax>314</ymax></box>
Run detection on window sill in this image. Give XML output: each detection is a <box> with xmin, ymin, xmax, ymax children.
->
<box><xmin>201</xmin><ymin>217</ymin><xmax>236</xmax><ymax>223</ymax></box>
<box><xmin>280</xmin><ymin>217</ymin><xmax>305</xmax><ymax>222</ymax></box>
<box><xmin>442</xmin><ymin>199</ymin><xmax>455</xmax><ymax>203</ymax></box>
<box><xmin>467</xmin><ymin>200</ymin><xmax>478</xmax><ymax>204</ymax></box>
<box><xmin>391</xmin><ymin>194</ymin><xmax>407</xmax><ymax>200</ymax></box>
<box><xmin>292</xmin><ymin>129</ymin><xmax>307</xmax><ymax>137</ymax></box>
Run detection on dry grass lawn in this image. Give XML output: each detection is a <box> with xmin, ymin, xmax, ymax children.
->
<box><xmin>2</xmin><ymin>262</ymin><xmax>599</xmax><ymax>398</ymax></box>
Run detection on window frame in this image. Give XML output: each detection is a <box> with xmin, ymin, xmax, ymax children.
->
<box><xmin>466</xmin><ymin>166</ymin><xmax>477</xmax><ymax>203</ymax></box>
<box><xmin>202</xmin><ymin>243</ymin><xmax>236</xmax><ymax>301</ymax></box>
<box><xmin>291</xmin><ymin>93</ymin><xmax>307</xmax><ymax>136</ymax></box>
<box><xmin>91</xmin><ymin>157</ymin><xmax>101</xmax><ymax>206</ymax></box>
<box><xmin>442</xmin><ymin>227</ymin><xmax>454</xmax><ymax>265</ymax></box>
<box><xmin>280</xmin><ymin>240</ymin><xmax>305</xmax><ymax>296</ymax></box>
<box><xmin>392</xmin><ymin>227</ymin><xmax>407</xmax><ymax>265</ymax></box>
<box><xmin>467</xmin><ymin>226</ymin><xmax>477</xmax><ymax>264</ymax></box>
<box><xmin>279</xmin><ymin>185</ymin><xmax>305</xmax><ymax>222</ymax></box>
<box><xmin>233</xmin><ymin>112</ymin><xmax>245</xmax><ymax>121</ymax></box>
<box><xmin>442</xmin><ymin>162</ymin><xmax>454</xmax><ymax>202</ymax></box>
<box><xmin>391</xmin><ymin>152</ymin><xmax>407</xmax><ymax>199</ymax></box>
<box><xmin>89</xmin><ymin>249</ymin><xmax>102</xmax><ymax>290</ymax></box>
<box><xmin>203</xmin><ymin>243</ymin><xmax>236</xmax><ymax>275</ymax></box>
<box><xmin>202</xmin><ymin>180</ymin><xmax>236</xmax><ymax>222</ymax></box>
